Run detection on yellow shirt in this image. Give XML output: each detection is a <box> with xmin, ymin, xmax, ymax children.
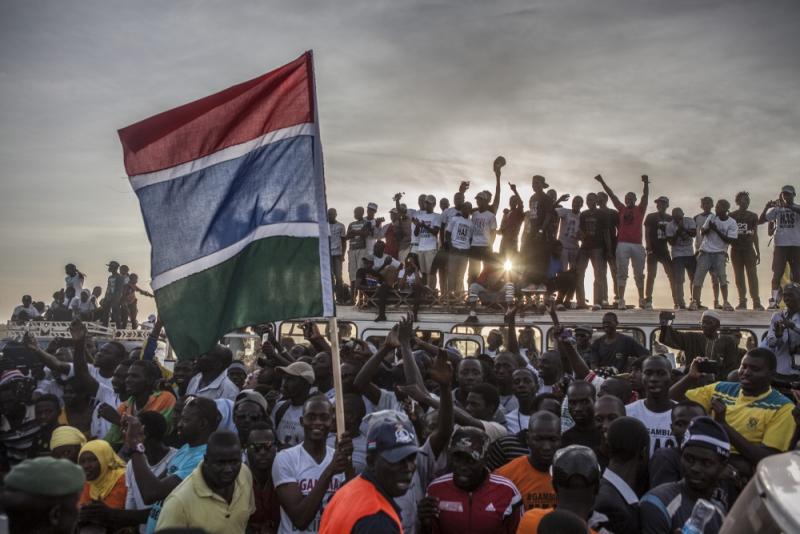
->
<box><xmin>156</xmin><ymin>460</ymin><xmax>255</xmax><ymax>533</ymax></box>
<box><xmin>686</xmin><ymin>382</ymin><xmax>796</xmax><ymax>452</ymax></box>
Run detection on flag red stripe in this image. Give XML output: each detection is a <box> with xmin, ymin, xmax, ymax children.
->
<box><xmin>118</xmin><ymin>52</ymin><xmax>312</xmax><ymax>177</ymax></box>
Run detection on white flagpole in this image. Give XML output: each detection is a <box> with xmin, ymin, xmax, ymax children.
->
<box><xmin>308</xmin><ymin>50</ymin><xmax>345</xmax><ymax>437</ymax></box>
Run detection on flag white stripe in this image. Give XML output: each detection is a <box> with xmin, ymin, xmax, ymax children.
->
<box><xmin>129</xmin><ymin>122</ymin><xmax>316</xmax><ymax>191</ymax></box>
<box><xmin>151</xmin><ymin>222</ymin><xmax>320</xmax><ymax>290</ymax></box>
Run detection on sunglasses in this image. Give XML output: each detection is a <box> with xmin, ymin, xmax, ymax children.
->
<box><xmin>248</xmin><ymin>442</ymin><xmax>275</xmax><ymax>452</ymax></box>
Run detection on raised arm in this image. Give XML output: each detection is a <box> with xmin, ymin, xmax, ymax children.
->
<box><xmin>353</xmin><ymin>335</ymin><xmax>395</xmax><ymax>405</ymax></box>
<box><xmin>594</xmin><ymin>174</ymin><xmax>620</xmax><ymax>206</ymax></box>
<box><xmin>69</xmin><ymin>320</ymin><xmax>99</xmax><ymax>395</ymax></box>
<box><xmin>24</xmin><ymin>334</ymin><xmax>71</xmax><ymax>376</ymax></box>
<box><xmin>125</xmin><ymin>417</ymin><xmax>183</xmax><ymax>504</ymax></box>
<box><xmin>640</xmin><ymin>175</ymin><xmax>649</xmax><ymax>207</ymax></box>
<box><xmin>427</xmin><ymin>349</ymin><xmax>454</xmax><ymax>456</ymax></box>
<box><xmin>490</xmin><ymin>157</ymin><xmax>504</xmax><ymax>214</ymax></box>
<box><xmin>556</xmin><ymin>329</ymin><xmax>591</xmax><ymax>380</ymax></box>
<box><xmin>397</xmin><ymin>316</ymin><xmax>426</xmax><ymax>392</ymax></box>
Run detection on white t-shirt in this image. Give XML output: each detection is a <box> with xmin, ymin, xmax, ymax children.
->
<box><xmin>369</xmin><ymin>254</ymin><xmax>402</xmax><ymax>271</ymax></box>
<box><xmin>272</xmin><ymin>443</ymin><xmax>347</xmax><ymax>534</ymax></box>
<box><xmin>693</xmin><ymin>212</ymin><xmax>712</xmax><ymax>252</ymax></box>
<box><xmin>408</xmin><ymin>208</ymin><xmax>420</xmax><ymax>246</ymax></box>
<box><xmin>441</xmin><ymin>206</ymin><xmax>458</xmax><ymax>232</ymax></box>
<box><xmin>65</xmin><ymin>273</ymin><xmax>84</xmax><ymax>293</ymax></box>
<box><xmin>625</xmin><ymin>399</ymin><xmax>677</xmax><ymax>457</ymax></box>
<box><xmin>329</xmin><ymin>222</ymin><xmax>346</xmax><ymax>256</ymax></box>
<box><xmin>666</xmin><ymin>217</ymin><xmax>697</xmax><ymax>258</ymax></box>
<box><xmin>92</xmin><ymin>384</ymin><xmax>120</xmax><ymax>440</ymax></box>
<box><xmin>700</xmin><ymin>215</ymin><xmax>738</xmax><ymax>253</ymax></box>
<box><xmin>416</xmin><ymin>212</ymin><xmax>441</xmax><ymax>252</ymax></box>
<box><xmin>272</xmin><ymin>401</ymin><xmax>306</xmax><ymax>449</ymax></box>
<box><xmin>11</xmin><ymin>304</ymin><xmax>39</xmax><ymax>320</ymax></box>
<box><xmin>62</xmin><ymin>363</ymin><xmax>116</xmax><ymax>394</ymax></box>
<box><xmin>447</xmin><ymin>215</ymin><xmax>474</xmax><ymax>251</ymax></box>
<box><xmin>556</xmin><ymin>208</ymin><xmax>581</xmax><ymax>249</ymax></box>
<box><xmin>125</xmin><ymin>448</ymin><xmax>178</xmax><ymax>534</ymax></box>
<box><xmin>504</xmin><ymin>409</ymin><xmax>530</xmax><ymax>435</ymax></box>
<box><xmin>765</xmin><ymin>207</ymin><xmax>800</xmax><ymax>247</ymax></box>
<box><xmin>471</xmin><ymin>210</ymin><xmax>497</xmax><ymax>247</ymax></box>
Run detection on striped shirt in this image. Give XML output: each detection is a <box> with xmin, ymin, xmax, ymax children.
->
<box><xmin>0</xmin><ymin>405</ymin><xmax>41</xmax><ymax>468</ymax></box>
<box><xmin>486</xmin><ymin>432</ymin><xmax>529</xmax><ymax>471</ymax></box>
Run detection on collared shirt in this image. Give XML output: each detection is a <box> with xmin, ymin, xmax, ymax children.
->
<box><xmin>186</xmin><ymin>371</ymin><xmax>240</xmax><ymax>401</ymax></box>
<box><xmin>686</xmin><ymin>381</ymin><xmax>797</xmax><ymax>452</ymax></box>
<box><xmin>156</xmin><ymin>461</ymin><xmax>255</xmax><ymax>532</ymax></box>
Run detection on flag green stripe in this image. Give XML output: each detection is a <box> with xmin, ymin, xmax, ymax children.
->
<box><xmin>154</xmin><ymin>236</ymin><xmax>323</xmax><ymax>359</ymax></box>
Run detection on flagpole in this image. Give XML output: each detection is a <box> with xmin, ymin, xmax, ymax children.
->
<box><xmin>307</xmin><ymin>50</ymin><xmax>345</xmax><ymax>438</ymax></box>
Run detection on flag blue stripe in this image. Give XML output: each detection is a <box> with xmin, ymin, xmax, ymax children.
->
<box><xmin>135</xmin><ymin>135</ymin><xmax>318</xmax><ymax>276</ymax></box>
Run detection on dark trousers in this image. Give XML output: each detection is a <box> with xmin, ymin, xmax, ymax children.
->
<box><xmin>731</xmin><ymin>247</ymin><xmax>760</xmax><ymax>302</ymax></box>
<box><xmin>772</xmin><ymin>246</ymin><xmax>800</xmax><ymax>288</ymax></box>
<box><xmin>646</xmin><ymin>250</ymin><xmax>676</xmax><ymax>303</ymax></box>
<box><xmin>523</xmin><ymin>236</ymin><xmax>551</xmax><ymax>285</ymax></box>
<box><xmin>672</xmin><ymin>255</ymin><xmax>696</xmax><ymax>307</ymax></box>
<box><xmin>605</xmin><ymin>245</ymin><xmax>619</xmax><ymax>300</ymax></box>
<box><xmin>119</xmin><ymin>302</ymin><xmax>138</xmax><ymax>329</ymax></box>
<box><xmin>576</xmin><ymin>248</ymin><xmax>607</xmax><ymax>305</ymax></box>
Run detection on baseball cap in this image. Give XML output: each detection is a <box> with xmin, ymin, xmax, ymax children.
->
<box><xmin>574</xmin><ymin>324</ymin><xmax>593</xmax><ymax>335</ymax></box>
<box><xmin>655</xmin><ymin>196</ymin><xmax>669</xmax><ymax>204</ymax></box>
<box><xmin>683</xmin><ymin>416</ymin><xmax>730</xmax><ymax>459</ymax></box>
<box><xmin>367</xmin><ymin>202</ymin><xmax>378</xmax><ymax>211</ymax></box>
<box><xmin>551</xmin><ymin>445</ymin><xmax>601</xmax><ymax>486</ymax></box>
<box><xmin>107</xmin><ymin>260</ymin><xmax>120</xmax><ymax>268</ymax></box>
<box><xmin>366</xmin><ymin>419</ymin><xmax>419</xmax><ymax>462</ymax></box>
<box><xmin>234</xmin><ymin>389</ymin><xmax>268</xmax><ymax>414</ymax></box>
<box><xmin>782</xmin><ymin>185</ymin><xmax>795</xmax><ymax>195</ymax></box>
<box><xmin>277</xmin><ymin>361</ymin><xmax>315</xmax><ymax>384</ymax></box>
<box><xmin>448</xmin><ymin>427</ymin><xmax>490</xmax><ymax>461</ymax></box>
<box><xmin>532</xmin><ymin>174</ymin><xmax>550</xmax><ymax>188</ymax></box>
<box><xmin>4</xmin><ymin>457</ymin><xmax>85</xmax><ymax>497</ymax></box>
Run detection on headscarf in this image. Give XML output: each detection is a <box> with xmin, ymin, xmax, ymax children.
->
<box><xmin>50</xmin><ymin>425</ymin><xmax>87</xmax><ymax>450</ymax></box>
<box><xmin>79</xmin><ymin>439</ymin><xmax>126</xmax><ymax>501</ymax></box>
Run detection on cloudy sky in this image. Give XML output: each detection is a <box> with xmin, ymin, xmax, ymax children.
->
<box><xmin>1</xmin><ymin>0</ymin><xmax>798</xmax><ymax>317</ymax></box>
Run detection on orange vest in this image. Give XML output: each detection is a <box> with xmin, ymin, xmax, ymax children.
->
<box><xmin>319</xmin><ymin>475</ymin><xmax>402</xmax><ymax>534</ymax></box>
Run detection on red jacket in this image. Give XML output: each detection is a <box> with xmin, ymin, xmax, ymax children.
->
<box><xmin>426</xmin><ymin>472</ymin><xmax>523</xmax><ymax>534</ymax></box>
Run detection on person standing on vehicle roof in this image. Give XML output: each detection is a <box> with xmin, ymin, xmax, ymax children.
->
<box><xmin>595</xmin><ymin>174</ymin><xmax>649</xmax><ymax>310</ymax></box>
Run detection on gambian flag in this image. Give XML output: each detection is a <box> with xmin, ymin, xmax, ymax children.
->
<box><xmin>118</xmin><ymin>52</ymin><xmax>333</xmax><ymax>359</ymax></box>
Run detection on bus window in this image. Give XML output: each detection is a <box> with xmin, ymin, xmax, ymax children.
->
<box><xmin>547</xmin><ymin>327</ymin><xmax>647</xmax><ymax>351</ymax></box>
<box><xmin>279</xmin><ymin>320</ymin><xmax>357</xmax><ymax>347</ymax></box>
<box><xmin>451</xmin><ymin>325</ymin><xmax>542</xmax><ymax>357</ymax></box>
<box><xmin>361</xmin><ymin>329</ymin><xmax>442</xmax><ymax>351</ymax></box>
<box><xmin>445</xmin><ymin>338</ymin><xmax>481</xmax><ymax>358</ymax></box>
<box><xmin>651</xmin><ymin>328</ymin><xmax>756</xmax><ymax>369</ymax></box>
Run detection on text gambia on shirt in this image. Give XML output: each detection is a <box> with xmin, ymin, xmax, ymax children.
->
<box><xmin>296</xmin><ymin>477</ymin><xmax>344</xmax><ymax>493</ymax></box>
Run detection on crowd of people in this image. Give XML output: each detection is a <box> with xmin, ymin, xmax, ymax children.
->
<box><xmin>330</xmin><ymin>160</ymin><xmax>800</xmax><ymax>318</ymax></box>
<box><xmin>10</xmin><ymin>261</ymin><xmax>154</xmax><ymax>329</ymax></box>
<box><xmin>0</xmin><ymin>294</ymin><xmax>798</xmax><ymax>533</ymax></box>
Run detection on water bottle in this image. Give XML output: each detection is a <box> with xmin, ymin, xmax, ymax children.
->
<box><xmin>682</xmin><ymin>498</ymin><xmax>715</xmax><ymax>534</ymax></box>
